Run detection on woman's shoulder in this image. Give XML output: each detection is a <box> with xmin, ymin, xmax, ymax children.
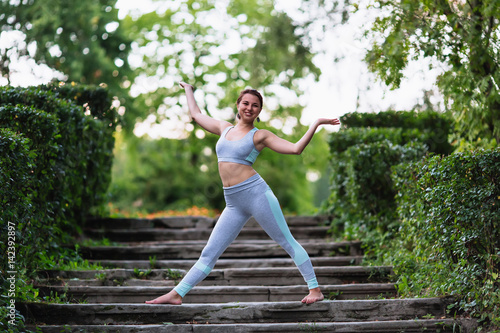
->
<box><xmin>220</xmin><ymin>122</ymin><xmax>233</xmax><ymax>133</ymax></box>
<box><xmin>254</xmin><ymin>127</ymin><xmax>269</xmax><ymax>136</ymax></box>
<box><xmin>254</xmin><ymin>128</ymin><xmax>278</xmax><ymax>142</ymax></box>
<box><xmin>255</xmin><ymin>127</ymin><xmax>279</xmax><ymax>133</ymax></box>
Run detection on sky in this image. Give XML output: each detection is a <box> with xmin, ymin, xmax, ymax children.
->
<box><xmin>1</xmin><ymin>0</ymin><xmax>447</xmax><ymax>132</ymax></box>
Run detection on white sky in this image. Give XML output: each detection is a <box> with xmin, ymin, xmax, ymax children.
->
<box><xmin>1</xmin><ymin>0</ymin><xmax>446</xmax><ymax>135</ymax></box>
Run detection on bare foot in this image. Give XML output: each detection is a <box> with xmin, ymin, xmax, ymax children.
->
<box><xmin>301</xmin><ymin>287</ymin><xmax>324</xmax><ymax>304</ymax></box>
<box><xmin>145</xmin><ymin>290</ymin><xmax>182</xmax><ymax>305</ymax></box>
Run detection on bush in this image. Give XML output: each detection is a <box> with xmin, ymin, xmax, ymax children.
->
<box><xmin>0</xmin><ymin>84</ymin><xmax>118</xmax><ymax>331</ymax></box>
<box><xmin>392</xmin><ymin>148</ymin><xmax>500</xmax><ymax>327</ymax></box>
<box><xmin>339</xmin><ymin>110</ymin><xmax>452</xmax><ymax>155</ymax></box>
<box><xmin>0</xmin><ymin>129</ymin><xmax>37</xmax><ymax>331</ymax></box>
<box><xmin>0</xmin><ymin>105</ymin><xmax>63</xmax><ymax>268</ymax></box>
<box><xmin>0</xmin><ymin>84</ymin><xmax>117</xmax><ymax>226</ymax></box>
<box><xmin>0</xmin><ymin>129</ymin><xmax>35</xmax><ymax>229</ymax></box>
<box><xmin>325</xmin><ymin>140</ymin><xmax>427</xmax><ymax>247</ymax></box>
<box><xmin>41</xmin><ymin>83</ymin><xmax>117</xmax><ymax>127</ymax></box>
<box><xmin>324</xmin><ymin>111</ymin><xmax>452</xmax><ymax>237</ymax></box>
<box><xmin>328</xmin><ymin>126</ymin><xmax>449</xmax><ymax>155</ymax></box>
<box><xmin>42</xmin><ymin>83</ymin><xmax>118</xmax><ymax>216</ymax></box>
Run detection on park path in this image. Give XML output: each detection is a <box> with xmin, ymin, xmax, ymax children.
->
<box><xmin>21</xmin><ymin>215</ymin><xmax>476</xmax><ymax>332</ymax></box>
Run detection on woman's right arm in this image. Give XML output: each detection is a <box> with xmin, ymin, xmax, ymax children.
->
<box><xmin>180</xmin><ymin>82</ymin><xmax>231</xmax><ymax>136</ymax></box>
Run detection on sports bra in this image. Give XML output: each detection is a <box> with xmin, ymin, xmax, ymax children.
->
<box><xmin>215</xmin><ymin>126</ymin><xmax>260</xmax><ymax>166</ymax></box>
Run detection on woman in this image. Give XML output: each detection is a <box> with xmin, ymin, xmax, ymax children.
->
<box><xmin>146</xmin><ymin>82</ymin><xmax>340</xmax><ymax>305</ymax></box>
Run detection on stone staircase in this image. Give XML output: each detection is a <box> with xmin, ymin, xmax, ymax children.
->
<box><xmin>21</xmin><ymin>216</ymin><xmax>476</xmax><ymax>332</ymax></box>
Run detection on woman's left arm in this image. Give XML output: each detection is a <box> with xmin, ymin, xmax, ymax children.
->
<box><xmin>257</xmin><ymin>118</ymin><xmax>340</xmax><ymax>155</ymax></box>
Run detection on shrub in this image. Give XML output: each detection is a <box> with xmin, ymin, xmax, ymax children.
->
<box><xmin>0</xmin><ymin>85</ymin><xmax>118</xmax><ymax>322</ymax></box>
<box><xmin>0</xmin><ymin>129</ymin><xmax>36</xmax><ymax>332</ymax></box>
<box><xmin>392</xmin><ymin>148</ymin><xmax>500</xmax><ymax>327</ymax></box>
<box><xmin>0</xmin><ymin>105</ymin><xmax>63</xmax><ymax>268</ymax></box>
<box><xmin>41</xmin><ymin>83</ymin><xmax>116</xmax><ymax>127</ymax></box>
<box><xmin>325</xmin><ymin>140</ymin><xmax>427</xmax><ymax>249</ymax></box>
<box><xmin>339</xmin><ymin>110</ymin><xmax>452</xmax><ymax>155</ymax></box>
<box><xmin>0</xmin><ymin>129</ymin><xmax>34</xmax><ymax>229</ymax></box>
<box><xmin>0</xmin><ymin>85</ymin><xmax>117</xmax><ymax>226</ymax></box>
<box><xmin>324</xmin><ymin>111</ymin><xmax>452</xmax><ymax>237</ymax></box>
<box><xmin>42</xmin><ymin>83</ymin><xmax>118</xmax><ymax>217</ymax></box>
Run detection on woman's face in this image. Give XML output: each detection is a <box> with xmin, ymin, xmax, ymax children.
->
<box><xmin>237</xmin><ymin>93</ymin><xmax>262</xmax><ymax>121</ymax></box>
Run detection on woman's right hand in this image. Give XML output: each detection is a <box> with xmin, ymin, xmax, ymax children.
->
<box><xmin>179</xmin><ymin>82</ymin><xmax>194</xmax><ymax>90</ymax></box>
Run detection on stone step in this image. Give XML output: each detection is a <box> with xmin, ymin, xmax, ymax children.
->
<box><xmin>79</xmin><ymin>240</ymin><xmax>363</xmax><ymax>260</ymax></box>
<box><xmin>26</xmin><ymin>213</ymin><xmax>480</xmax><ymax>333</ymax></box>
<box><xmin>36</xmin><ymin>283</ymin><xmax>397</xmax><ymax>303</ymax></box>
<box><xmin>85</xmin><ymin>216</ymin><xmax>330</xmax><ymax>230</ymax></box>
<box><xmin>37</xmin><ymin>266</ymin><xmax>393</xmax><ymax>286</ymax></box>
<box><xmin>19</xmin><ymin>298</ymin><xmax>456</xmax><ymax>325</ymax></box>
<box><xmin>90</xmin><ymin>256</ymin><xmax>364</xmax><ymax>269</ymax></box>
<box><xmin>28</xmin><ymin>319</ymin><xmax>477</xmax><ymax>333</ymax></box>
<box><xmin>84</xmin><ymin>226</ymin><xmax>331</xmax><ymax>242</ymax></box>
<box><xmin>85</xmin><ymin>216</ymin><xmax>215</xmax><ymax>230</ymax></box>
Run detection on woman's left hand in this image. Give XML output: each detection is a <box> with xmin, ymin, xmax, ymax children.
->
<box><xmin>317</xmin><ymin>118</ymin><xmax>341</xmax><ymax>126</ymax></box>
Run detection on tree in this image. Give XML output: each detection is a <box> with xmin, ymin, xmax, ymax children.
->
<box><xmin>362</xmin><ymin>0</ymin><xmax>500</xmax><ymax>144</ymax></box>
<box><xmin>1</xmin><ymin>0</ymin><xmax>331</xmax><ymax>213</ymax></box>
<box><xmin>120</xmin><ymin>0</ymin><xmax>320</xmax><ymax>128</ymax></box>
<box><xmin>0</xmin><ymin>0</ymin><xmax>134</xmax><ymax>97</ymax></box>
<box><xmin>107</xmin><ymin>0</ymin><xmax>327</xmax><ymax>213</ymax></box>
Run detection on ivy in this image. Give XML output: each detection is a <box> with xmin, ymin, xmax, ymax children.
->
<box><xmin>392</xmin><ymin>149</ymin><xmax>500</xmax><ymax>327</ymax></box>
<box><xmin>325</xmin><ymin>111</ymin><xmax>499</xmax><ymax>329</ymax></box>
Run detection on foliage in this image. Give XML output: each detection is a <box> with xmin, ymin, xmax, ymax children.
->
<box><xmin>324</xmin><ymin>110</ymin><xmax>451</xmax><ymax>241</ymax></box>
<box><xmin>0</xmin><ymin>127</ymin><xmax>41</xmax><ymax>228</ymax></box>
<box><xmin>391</xmin><ymin>148</ymin><xmax>500</xmax><ymax>328</ymax></box>
<box><xmin>341</xmin><ymin>109</ymin><xmax>448</xmax><ymax>129</ymax></box>
<box><xmin>344</xmin><ymin>140</ymin><xmax>427</xmax><ymax>224</ymax></box>
<box><xmin>0</xmin><ymin>104</ymin><xmax>62</xmax><ymax>267</ymax></box>
<box><xmin>339</xmin><ymin>110</ymin><xmax>453</xmax><ymax>155</ymax></box>
<box><xmin>0</xmin><ymin>129</ymin><xmax>35</xmax><ymax>331</ymax></box>
<box><xmin>107</xmin><ymin>204</ymin><xmax>220</xmax><ymax>219</ymax></box>
<box><xmin>101</xmin><ymin>0</ymin><xmax>328</xmax><ymax>214</ymax></box>
<box><xmin>40</xmin><ymin>83</ymin><xmax>118</xmax><ymax>128</ymax></box>
<box><xmin>325</xmin><ymin>139</ymin><xmax>427</xmax><ymax>244</ymax></box>
<box><xmin>0</xmin><ymin>84</ymin><xmax>117</xmax><ymax>225</ymax></box>
<box><xmin>329</xmin><ymin>126</ymin><xmax>445</xmax><ymax>156</ymax></box>
<box><xmin>0</xmin><ymin>0</ymin><xmax>133</xmax><ymax>94</ymax></box>
<box><xmin>120</xmin><ymin>0</ymin><xmax>320</xmax><ymax>126</ymax></box>
<box><xmin>361</xmin><ymin>0</ymin><xmax>500</xmax><ymax>144</ymax></box>
<box><xmin>0</xmin><ymin>85</ymin><xmax>117</xmax><ymax>330</ymax></box>
<box><xmin>109</xmin><ymin>125</ymin><xmax>328</xmax><ymax>214</ymax></box>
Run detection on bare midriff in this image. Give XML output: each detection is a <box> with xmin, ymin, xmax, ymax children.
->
<box><xmin>218</xmin><ymin>162</ymin><xmax>257</xmax><ymax>187</ymax></box>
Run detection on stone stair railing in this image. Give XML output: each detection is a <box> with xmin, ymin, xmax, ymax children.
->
<box><xmin>20</xmin><ymin>216</ymin><xmax>477</xmax><ymax>332</ymax></box>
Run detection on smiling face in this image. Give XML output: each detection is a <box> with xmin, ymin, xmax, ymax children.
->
<box><xmin>237</xmin><ymin>92</ymin><xmax>262</xmax><ymax>122</ymax></box>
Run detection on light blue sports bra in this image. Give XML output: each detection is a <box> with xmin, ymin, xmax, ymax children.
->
<box><xmin>216</xmin><ymin>126</ymin><xmax>260</xmax><ymax>166</ymax></box>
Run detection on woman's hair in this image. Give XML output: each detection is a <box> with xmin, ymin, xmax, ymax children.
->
<box><xmin>236</xmin><ymin>89</ymin><xmax>263</xmax><ymax>109</ymax></box>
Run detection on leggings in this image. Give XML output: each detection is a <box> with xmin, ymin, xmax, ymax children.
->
<box><xmin>173</xmin><ymin>173</ymin><xmax>319</xmax><ymax>297</ymax></box>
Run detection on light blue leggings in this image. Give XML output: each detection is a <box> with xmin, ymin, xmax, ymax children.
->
<box><xmin>173</xmin><ymin>173</ymin><xmax>319</xmax><ymax>297</ymax></box>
